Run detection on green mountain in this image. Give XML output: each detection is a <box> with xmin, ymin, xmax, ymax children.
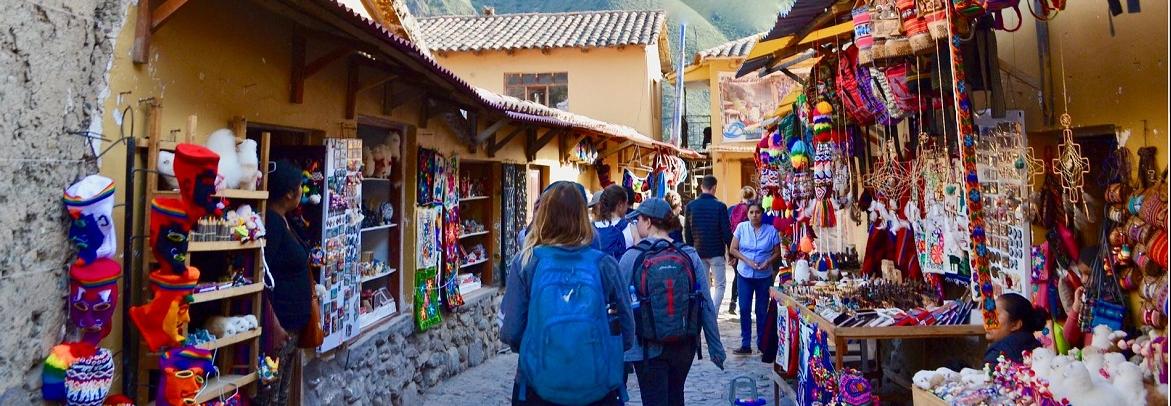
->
<box><xmin>405</xmin><ymin>0</ymin><xmax>781</xmax><ymax>58</ymax></box>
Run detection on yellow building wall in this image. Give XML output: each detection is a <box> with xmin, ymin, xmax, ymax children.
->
<box><xmin>89</xmin><ymin>0</ymin><xmax>569</xmax><ymax>378</ymax></box>
<box><xmin>434</xmin><ymin>47</ymin><xmax>661</xmax><ymax>139</ymax></box>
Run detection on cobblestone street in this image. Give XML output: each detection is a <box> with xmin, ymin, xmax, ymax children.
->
<box><xmin>422</xmin><ymin>310</ymin><xmax>793</xmax><ymax>405</ymax></box>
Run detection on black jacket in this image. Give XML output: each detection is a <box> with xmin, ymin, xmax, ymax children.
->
<box><xmin>264</xmin><ymin>210</ymin><xmax>313</xmax><ymax>332</ymax></box>
<box><xmin>684</xmin><ymin>193</ymin><xmax>733</xmax><ymax>258</ymax></box>
<box><xmin>984</xmin><ymin>331</ymin><xmax>1041</xmax><ymax>365</ymax></box>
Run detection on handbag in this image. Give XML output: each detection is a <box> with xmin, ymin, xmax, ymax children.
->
<box><xmin>1089</xmin><ymin>299</ymin><xmax>1126</xmax><ymax>331</ymax></box>
<box><xmin>297</xmin><ymin>287</ymin><xmax>324</xmax><ymax>348</ymax></box>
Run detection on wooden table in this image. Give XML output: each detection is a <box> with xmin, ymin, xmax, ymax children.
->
<box><xmin>768</xmin><ymin>287</ymin><xmax>986</xmax><ymax>404</ymax></box>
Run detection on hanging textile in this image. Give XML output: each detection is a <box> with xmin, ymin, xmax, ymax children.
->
<box><xmin>414</xmin><ymin>205</ymin><xmax>443</xmax><ymax>330</ymax></box>
<box><xmin>500</xmin><ymin>164</ymin><xmax>529</xmax><ymax>284</ymax></box>
<box><xmin>442</xmin><ymin>155</ymin><xmax>464</xmax><ymax>310</ymax></box>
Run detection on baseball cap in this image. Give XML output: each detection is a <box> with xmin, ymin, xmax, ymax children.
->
<box><xmin>542</xmin><ymin>181</ymin><xmax>588</xmax><ymax>204</ymax></box>
<box><xmin>625</xmin><ymin>197</ymin><xmax>671</xmax><ymax>221</ymax></box>
<box><xmin>588</xmin><ymin>191</ymin><xmax>603</xmax><ymax>207</ymax></box>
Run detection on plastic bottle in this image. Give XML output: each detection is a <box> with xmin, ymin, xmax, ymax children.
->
<box><xmin>629</xmin><ymin>286</ymin><xmax>640</xmax><ymax>310</ymax></box>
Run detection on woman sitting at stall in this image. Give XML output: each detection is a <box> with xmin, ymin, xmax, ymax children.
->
<box><xmin>984</xmin><ymin>293</ymin><xmax>1046</xmax><ymax>365</ymax></box>
<box><xmin>729</xmin><ymin>202</ymin><xmax>781</xmax><ymax>355</ymax></box>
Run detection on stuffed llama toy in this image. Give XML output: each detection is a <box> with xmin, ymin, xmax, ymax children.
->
<box><xmin>205</xmin><ymin>129</ymin><xmax>241</xmax><ymax>191</ymax></box>
<box><xmin>158</xmin><ymin>151</ymin><xmax>179</xmax><ymax>190</ymax></box>
<box><xmin>1053</xmin><ymin>361</ymin><xmax>1124</xmax><ymax>405</ymax></box>
<box><xmin>237</xmin><ymin>139</ymin><xmax>261</xmax><ymax>190</ymax></box>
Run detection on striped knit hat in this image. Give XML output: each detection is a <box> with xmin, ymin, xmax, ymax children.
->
<box><xmin>65</xmin><ymin>347</ymin><xmax>114</xmax><ymax>406</ymax></box>
<box><xmin>42</xmin><ymin>342</ymin><xmax>97</xmax><ymax>402</ymax></box>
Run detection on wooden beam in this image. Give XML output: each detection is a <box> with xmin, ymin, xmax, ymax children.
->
<box><xmin>465</xmin><ymin>110</ymin><xmax>479</xmax><ymax>153</ymax></box>
<box><xmin>488</xmin><ymin>126</ymin><xmax>525</xmax><ymax>157</ymax></box>
<box><xmin>151</xmin><ymin>0</ymin><xmax>189</xmax><ymax>31</ymax></box>
<box><xmin>600</xmin><ymin>140</ymin><xmax>635</xmax><ymax>159</ymax></box>
<box><xmin>474</xmin><ymin>118</ymin><xmax>511</xmax><ymax>145</ymax></box>
<box><xmin>381</xmin><ymin>82</ymin><xmax>392</xmax><ymax>116</ymax></box>
<box><xmin>358</xmin><ymin>74</ymin><xmax>397</xmax><ymax>94</ymax></box>
<box><xmin>384</xmin><ymin>84</ymin><xmax>424</xmax><ymax>114</ymax></box>
<box><xmin>289</xmin><ymin>33</ymin><xmax>306</xmax><ymax>104</ymax></box>
<box><xmin>305</xmin><ymin>47</ymin><xmax>353</xmax><ymax>78</ymax></box>
<box><xmin>345</xmin><ymin>57</ymin><xmax>360</xmax><ymax>120</ymax></box>
<box><xmin>527</xmin><ymin>128</ymin><xmax>563</xmax><ymax>161</ymax></box>
<box><xmin>132</xmin><ymin>0</ymin><xmax>151</xmax><ymax>64</ymax></box>
<box><xmin>417</xmin><ymin>93</ymin><xmax>430</xmax><ymax>129</ymax></box>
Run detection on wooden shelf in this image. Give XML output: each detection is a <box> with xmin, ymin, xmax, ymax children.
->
<box><xmin>460</xmin><ymin>258</ymin><xmax>489</xmax><ymax>269</ymax></box>
<box><xmin>191</xmin><ymin>283</ymin><xmax>263</xmax><ymax>304</ymax></box>
<box><xmin>198</xmin><ymin>328</ymin><xmax>261</xmax><ymax>351</ymax></box>
<box><xmin>361</xmin><ymin>223</ymin><xmax>398</xmax><ymax>233</ymax></box>
<box><xmin>153</xmin><ymin>189</ymin><xmax>269</xmax><ymax>200</ymax></box>
<box><xmin>360</xmin><ymin>268</ymin><xmax>397</xmax><ymax>283</ymax></box>
<box><xmin>194</xmin><ymin>373</ymin><xmax>257</xmax><ymax>404</ymax></box>
<box><xmin>459</xmin><ymin>195</ymin><xmax>488</xmax><ymax>202</ymax></box>
<box><xmin>359</xmin><ymin>304</ymin><xmax>397</xmax><ymax>329</ymax></box>
<box><xmin>188</xmin><ymin>240</ymin><xmax>266</xmax><ymax>252</ymax></box>
<box><xmin>362</xmin><ymin>177</ymin><xmax>391</xmax><ymax>183</ymax></box>
<box><xmin>458</xmin><ymin>230</ymin><xmax>488</xmax><ymax>239</ymax></box>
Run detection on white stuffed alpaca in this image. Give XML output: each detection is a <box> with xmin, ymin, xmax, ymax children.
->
<box><xmin>205</xmin><ymin>129</ymin><xmax>241</xmax><ymax>191</ymax></box>
<box><xmin>206</xmin><ymin>316</ymin><xmax>238</xmax><ymax>338</ymax></box>
<box><xmin>229</xmin><ymin>316</ymin><xmax>251</xmax><ymax>334</ymax></box>
<box><xmin>958</xmin><ymin>368</ymin><xmax>987</xmax><ymax>385</ymax></box>
<box><xmin>386</xmin><ymin>130</ymin><xmax>402</xmax><ymax>161</ymax></box>
<box><xmin>240</xmin><ymin>314</ymin><xmax>259</xmax><ymax>330</ymax></box>
<box><xmin>158</xmin><ymin>151</ymin><xmax>179</xmax><ymax>190</ymax></box>
<box><xmin>1054</xmin><ymin>361</ymin><xmax>1124</xmax><ymax>406</ymax></box>
<box><xmin>1110</xmin><ymin>361</ymin><xmax>1147</xmax><ymax>406</ymax></box>
<box><xmin>1030</xmin><ymin>347</ymin><xmax>1057</xmax><ymax>380</ymax></box>
<box><xmin>237</xmin><ymin>139</ymin><xmax>261</xmax><ymax>190</ymax></box>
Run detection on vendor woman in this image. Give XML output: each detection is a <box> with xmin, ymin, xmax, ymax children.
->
<box><xmin>984</xmin><ymin>293</ymin><xmax>1046</xmax><ymax>365</ymax></box>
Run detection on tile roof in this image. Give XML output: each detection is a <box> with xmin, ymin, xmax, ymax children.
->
<box><xmin>696</xmin><ymin>33</ymin><xmax>763</xmax><ymax>62</ymax></box>
<box><xmin>416</xmin><ymin>10</ymin><xmax>666</xmax><ymax>53</ymax></box>
<box><xmin>312</xmin><ymin>0</ymin><xmax>698</xmax><ymax>158</ymax></box>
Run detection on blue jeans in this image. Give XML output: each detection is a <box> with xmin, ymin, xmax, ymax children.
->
<box><xmin>737</xmin><ymin>275</ymin><xmax>772</xmax><ymax>349</ymax></box>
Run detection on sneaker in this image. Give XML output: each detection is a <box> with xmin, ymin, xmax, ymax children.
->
<box><xmin>727</xmin><ymin>306</ymin><xmax>737</xmax><ymax>315</ymax></box>
<box><xmin>733</xmin><ymin>347</ymin><xmax>752</xmax><ymax>355</ymax></box>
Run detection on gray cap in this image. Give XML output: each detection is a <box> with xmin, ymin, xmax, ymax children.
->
<box><xmin>588</xmin><ymin>191</ymin><xmax>603</xmax><ymax>207</ymax></box>
<box><xmin>625</xmin><ymin>197</ymin><xmax>671</xmax><ymax>221</ymax></box>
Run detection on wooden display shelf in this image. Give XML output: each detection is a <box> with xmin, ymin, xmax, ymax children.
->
<box><xmin>362</xmin><ymin>177</ymin><xmax>391</xmax><ymax>183</ymax></box>
<box><xmin>194</xmin><ymin>373</ymin><xmax>257</xmax><ymax>404</ymax></box>
<box><xmin>191</xmin><ymin>283</ymin><xmax>263</xmax><ymax>304</ymax></box>
<box><xmin>153</xmin><ymin>189</ymin><xmax>269</xmax><ymax>200</ymax></box>
<box><xmin>459</xmin><ymin>195</ymin><xmax>488</xmax><ymax>202</ymax></box>
<box><xmin>198</xmin><ymin>328</ymin><xmax>261</xmax><ymax>351</ymax></box>
<box><xmin>358</xmin><ymin>304</ymin><xmax>397</xmax><ymax>329</ymax></box>
<box><xmin>188</xmin><ymin>240</ymin><xmax>266</xmax><ymax>252</ymax></box>
<box><xmin>460</xmin><ymin>258</ymin><xmax>489</xmax><ymax>269</ymax></box>
<box><xmin>361</xmin><ymin>223</ymin><xmax>398</xmax><ymax>233</ymax></box>
<box><xmin>360</xmin><ymin>268</ymin><xmax>397</xmax><ymax>283</ymax></box>
<box><xmin>458</xmin><ymin>230</ymin><xmax>488</xmax><ymax>239</ymax></box>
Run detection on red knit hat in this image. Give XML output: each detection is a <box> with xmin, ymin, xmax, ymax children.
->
<box><xmin>173</xmin><ymin>144</ymin><xmax>220</xmax><ymax>221</ymax></box>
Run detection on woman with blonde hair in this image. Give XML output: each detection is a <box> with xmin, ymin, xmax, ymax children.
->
<box><xmin>501</xmin><ymin>181</ymin><xmax>634</xmax><ymax>405</ymax></box>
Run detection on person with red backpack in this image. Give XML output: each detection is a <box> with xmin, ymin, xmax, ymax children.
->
<box><xmin>501</xmin><ymin>181</ymin><xmax>633</xmax><ymax>406</ymax></box>
<box><xmin>621</xmin><ymin>197</ymin><xmax>726</xmax><ymax>406</ymax></box>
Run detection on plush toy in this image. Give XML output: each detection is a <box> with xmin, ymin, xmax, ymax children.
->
<box><xmin>258</xmin><ymin>354</ymin><xmax>280</xmax><ymax>384</ymax></box>
<box><xmin>237</xmin><ymin>139</ymin><xmax>262</xmax><ymax>191</ymax></box>
<box><xmin>158</xmin><ymin>151</ymin><xmax>179</xmax><ymax>190</ymax></box>
<box><xmin>205</xmin><ymin>316</ymin><xmax>238</xmax><ymax>338</ymax></box>
<box><xmin>204</xmin><ymin>129</ymin><xmax>241</xmax><ymax>191</ymax></box>
<box><xmin>362</xmin><ymin>146</ymin><xmax>376</xmax><ymax>177</ymax></box>
<box><xmin>240</xmin><ymin>314</ymin><xmax>258</xmax><ymax>330</ymax></box>
<box><xmin>1053</xmin><ymin>361</ymin><xmax>1125</xmax><ymax>405</ymax></box>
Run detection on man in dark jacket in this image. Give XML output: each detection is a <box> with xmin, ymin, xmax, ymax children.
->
<box><xmin>684</xmin><ymin>175</ymin><xmax>733</xmax><ymax>314</ymax></box>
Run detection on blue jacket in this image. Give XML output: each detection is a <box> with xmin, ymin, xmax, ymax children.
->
<box><xmin>684</xmin><ymin>194</ymin><xmax>733</xmax><ymax>258</ymax></box>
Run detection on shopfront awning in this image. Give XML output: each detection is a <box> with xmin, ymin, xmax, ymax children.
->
<box><xmin>736</xmin><ymin>0</ymin><xmax>854</xmax><ymax>78</ymax></box>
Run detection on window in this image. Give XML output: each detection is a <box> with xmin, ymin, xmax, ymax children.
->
<box><xmin>505</xmin><ymin>73</ymin><xmax>568</xmax><ymax>110</ymax></box>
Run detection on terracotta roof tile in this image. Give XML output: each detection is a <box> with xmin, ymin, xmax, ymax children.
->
<box><xmin>696</xmin><ymin>33</ymin><xmax>763</xmax><ymax>62</ymax></box>
<box><xmin>417</xmin><ymin>10</ymin><xmax>666</xmax><ymax>53</ymax></box>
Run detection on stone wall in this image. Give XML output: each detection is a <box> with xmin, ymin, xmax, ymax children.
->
<box><xmin>304</xmin><ymin>289</ymin><xmax>505</xmax><ymax>405</ymax></box>
<box><xmin>0</xmin><ymin>0</ymin><xmax>129</xmax><ymax>403</ymax></box>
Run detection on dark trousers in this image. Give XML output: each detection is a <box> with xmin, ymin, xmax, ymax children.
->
<box><xmin>729</xmin><ymin>275</ymin><xmax>739</xmax><ymax>308</ymax></box>
<box><xmin>511</xmin><ymin>382</ymin><xmax>622</xmax><ymax>406</ymax></box>
<box><xmin>632</xmin><ymin>340</ymin><xmax>696</xmax><ymax>406</ymax></box>
<box><xmin>259</xmin><ymin>332</ymin><xmax>299</xmax><ymax>406</ymax></box>
<box><xmin>737</xmin><ymin>275</ymin><xmax>771</xmax><ymax>349</ymax></box>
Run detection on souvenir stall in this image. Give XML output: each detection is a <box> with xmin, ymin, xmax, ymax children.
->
<box><xmin>602</xmin><ymin>145</ymin><xmax>691</xmax><ymax>204</ymax></box>
<box><xmin>752</xmin><ymin>0</ymin><xmax>1171</xmax><ymax>403</ymax></box>
<box><xmin>357</xmin><ymin>123</ymin><xmax>405</xmax><ymax>330</ymax></box>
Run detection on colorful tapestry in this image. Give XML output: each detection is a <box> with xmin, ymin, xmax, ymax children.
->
<box><xmin>442</xmin><ymin>207</ymin><xmax>464</xmax><ymax>310</ymax></box>
<box><xmin>417</xmin><ymin>147</ymin><xmax>436</xmax><ymax>205</ymax></box>
<box><xmin>416</xmin><ymin>205</ymin><xmax>441</xmax><ymax>269</ymax></box>
<box><xmin>413</xmin><ymin>266</ymin><xmax>443</xmax><ymax>331</ymax></box>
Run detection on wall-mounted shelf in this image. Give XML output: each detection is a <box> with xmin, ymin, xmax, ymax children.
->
<box><xmin>198</xmin><ymin>328</ymin><xmax>262</xmax><ymax>351</ymax></box>
<box><xmin>188</xmin><ymin>240</ymin><xmax>266</xmax><ymax>252</ymax></box>
<box><xmin>153</xmin><ymin>189</ymin><xmax>269</xmax><ymax>200</ymax></box>
<box><xmin>458</xmin><ymin>231</ymin><xmax>489</xmax><ymax>239</ymax></box>
<box><xmin>190</xmin><ymin>282</ymin><xmax>264</xmax><ymax>304</ymax></box>
<box><xmin>461</xmin><ymin>258</ymin><xmax>489</xmax><ymax>269</ymax></box>
<box><xmin>361</xmin><ymin>224</ymin><xmax>398</xmax><ymax>233</ymax></box>
<box><xmin>360</xmin><ymin>268</ymin><xmax>397</xmax><ymax>283</ymax></box>
<box><xmin>459</xmin><ymin>195</ymin><xmax>488</xmax><ymax>202</ymax></box>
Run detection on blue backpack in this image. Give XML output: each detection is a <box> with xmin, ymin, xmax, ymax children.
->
<box><xmin>593</xmin><ymin>219</ymin><xmax>630</xmax><ymax>260</ymax></box>
<box><xmin>520</xmin><ymin>246</ymin><xmax>625</xmax><ymax>404</ymax></box>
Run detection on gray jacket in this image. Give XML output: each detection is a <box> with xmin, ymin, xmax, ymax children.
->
<box><xmin>619</xmin><ymin>237</ymin><xmax>726</xmax><ymax>367</ymax></box>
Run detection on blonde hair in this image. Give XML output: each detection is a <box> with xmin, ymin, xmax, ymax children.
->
<box><xmin>741</xmin><ymin>186</ymin><xmax>757</xmax><ymax>201</ymax></box>
<box><xmin>522</xmin><ymin>182</ymin><xmax>595</xmax><ymax>263</ymax></box>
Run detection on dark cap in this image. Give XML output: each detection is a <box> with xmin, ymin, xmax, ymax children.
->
<box><xmin>625</xmin><ymin>197</ymin><xmax>672</xmax><ymax>221</ymax></box>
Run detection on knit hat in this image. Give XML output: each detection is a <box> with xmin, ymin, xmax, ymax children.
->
<box><xmin>65</xmin><ymin>347</ymin><xmax>113</xmax><ymax>406</ymax></box>
<box><xmin>149</xmin><ymin>197</ymin><xmax>190</xmax><ymax>275</ymax></box>
<box><xmin>63</xmin><ymin>175</ymin><xmax>117</xmax><ymax>265</ymax></box>
<box><xmin>157</xmin><ymin>346</ymin><xmax>214</xmax><ymax>406</ymax></box>
<box><xmin>173</xmin><ymin>143</ymin><xmax>220</xmax><ymax>221</ymax></box>
<box><xmin>68</xmin><ymin>259</ymin><xmax>121</xmax><ymax>346</ymax></box>
<box><xmin>42</xmin><ymin>342</ymin><xmax>97</xmax><ymax>402</ymax></box>
<box><xmin>129</xmin><ymin>267</ymin><xmax>200</xmax><ymax>351</ymax></box>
